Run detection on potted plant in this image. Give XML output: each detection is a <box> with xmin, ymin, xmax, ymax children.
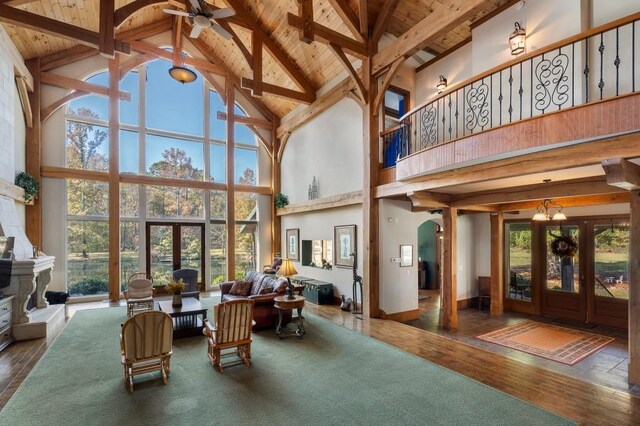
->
<box><xmin>15</xmin><ymin>172</ymin><xmax>39</xmax><ymax>203</ymax></box>
<box><xmin>165</xmin><ymin>278</ymin><xmax>186</xmax><ymax>307</ymax></box>
<box><xmin>274</xmin><ymin>192</ymin><xmax>289</xmax><ymax>208</ymax></box>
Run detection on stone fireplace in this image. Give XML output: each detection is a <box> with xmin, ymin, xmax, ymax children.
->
<box><xmin>0</xmin><ymin>195</ymin><xmax>61</xmax><ymax>340</ymax></box>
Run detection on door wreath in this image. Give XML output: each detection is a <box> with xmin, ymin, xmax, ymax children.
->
<box><xmin>550</xmin><ymin>235</ymin><xmax>577</xmax><ymax>259</ymax></box>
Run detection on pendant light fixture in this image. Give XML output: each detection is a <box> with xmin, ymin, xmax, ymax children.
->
<box><xmin>169</xmin><ymin>52</ymin><xmax>197</xmax><ymax>84</ymax></box>
<box><xmin>532</xmin><ymin>198</ymin><xmax>567</xmax><ymax>221</ymax></box>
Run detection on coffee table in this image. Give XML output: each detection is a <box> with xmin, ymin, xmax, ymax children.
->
<box><xmin>158</xmin><ymin>297</ymin><xmax>207</xmax><ymax>339</ymax></box>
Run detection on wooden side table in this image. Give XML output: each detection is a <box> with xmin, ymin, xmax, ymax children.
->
<box><xmin>274</xmin><ymin>295</ymin><xmax>305</xmax><ymax>339</ymax></box>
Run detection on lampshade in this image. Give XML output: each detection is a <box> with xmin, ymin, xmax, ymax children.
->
<box><xmin>276</xmin><ymin>258</ymin><xmax>298</xmax><ymax>277</ymax></box>
<box><xmin>532</xmin><ymin>198</ymin><xmax>567</xmax><ymax>221</ymax></box>
<box><xmin>509</xmin><ymin>22</ymin><xmax>526</xmax><ymax>55</ymax></box>
<box><xmin>436</xmin><ymin>75</ymin><xmax>447</xmax><ymax>94</ymax></box>
<box><xmin>169</xmin><ymin>65</ymin><xmax>197</xmax><ymax>84</ymax></box>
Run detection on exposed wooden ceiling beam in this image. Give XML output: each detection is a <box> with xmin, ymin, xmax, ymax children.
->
<box><xmin>407</xmin><ymin>191</ymin><xmax>451</xmax><ymax>209</ymax></box>
<box><xmin>119</xmin><ymin>52</ymin><xmax>157</xmax><ymax>80</ymax></box>
<box><xmin>115</xmin><ymin>0</ymin><xmax>165</xmax><ymax>27</ymax></box>
<box><xmin>219</xmin><ymin>21</ymin><xmax>252</xmax><ymax>67</ymax></box>
<box><xmin>251</xmin><ymin>30</ymin><xmax>263</xmax><ymax>97</ymax></box>
<box><xmin>40</xmin><ymin>45</ymin><xmax>99</xmax><ymax>72</ymax></box>
<box><xmin>217</xmin><ymin>112</ymin><xmax>272</xmax><ymax>130</ymax></box>
<box><xmin>0</xmin><ymin>23</ymin><xmax>33</xmax><ymax>90</ymax></box>
<box><xmin>328</xmin><ymin>43</ymin><xmax>366</xmax><ymax>102</ymax></box>
<box><xmin>449</xmin><ymin>176</ymin><xmax>626</xmax><ymax>208</ymax></box>
<box><xmin>358</xmin><ymin>0</ymin><xmax>368</xmax><ymax>39</ymax></box>
<box><xmin>602</xmin><ymin>158</ymin><xmax>640</xmax><ymax>190</ymax></box>
<box><xmin>194</xmin><ymin>66</ymin><xmax>226</xmax><ymax>101</ymax></box>
<box><xmin>287</xmin><ymin>12</ymin><xmax>368</xmax><ymax>59</ymax></box>
<box><xmin>41</xmin><ymin>91</ymin><xmax>89</xmax><ymax>122</ymax></box>
<box><xmin>222</xmin><ymin>0</ymin><xmax>315</xmax><ymax>96</ymax></box>
<box><xmin>118</xmin><ymin>17</ymin><xmax>173</xmax><ymax>41</ymax></box>
<box><xmin>371</xmin><ymin>0</ymin><xmax>400</xmax><ymax>47</ymax></box>
<box><xmin>299</xmin><ymin>0</ymin><xmax>314</xmax><ymax>44</ymax></box>
<box><xmin>241</xmin><ymin>78</ymin><xmax>315</xmax><ymax>104</ymax></box>
<box><xmin>327</xmin><ymin>0</ymin><xmax>365</xmax><ymax>43</ymax></box>
<box><xmin>15</xmin><ymin>75</ymin><xmax>32</xmax><ymax>127</ymax></box>
<box><xmin>129</xmin><ymin>40</ymin><xmax>227</xmax><ymax>76</ymax></box>
<box><xmin>372</xmin><ymin>0</ymin><xmax>487</xmax><ymax>75</ymax></box>
<box><xmin>415</xmin><ymin>37</ymin><xmax>471</xmax><ymax>73</ymax></box>
<box><xmin>40</xmin><ymin>73</ymin><xmax>131</xmax><ymax>101</ymax></box>
<box><xmin>498</xmin><ymin>193</ymin><xmax>631</xmax><ymax>212</ymax></box>
<box><xmin>171</xmin><ymin>15</ymin><xmax>182</xmax><ymax>66</ymax></box>
<box><xmin>99</xmin><ymin>0</ymin><xmax>115</xmax><ymax>58</ymax></box>
<box><xmin>0</xmin><ymin>4</ymin><xmax>130</xmax><ymax>54</ymax></box>
<box><xmin>0</xmin><ymin>0</ymin><xmax>39</xmax><ymax>6</ymax></box>
<box><xmin>185</xmin><ymin>28</ymin><xmax>273</xmax><ymax>120</ymax></box>
<box><xmin>373</xmin><ymin>55</ymin><xmax>406</xmax><ymax>114</ymax></box>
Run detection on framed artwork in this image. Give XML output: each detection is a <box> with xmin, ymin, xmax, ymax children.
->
<box><xmin>286</xmin><ymin>228</ymin><xmax>300</xmax><ymax>261</ymax></box>
<box><xmin>334</xmin><ymin>225</ymin><xmax>356</xmax><ymax>268</ymax></box>
<box><xmin>400</xmin><ymin>244</ymin><xmax>413</xmax><ymax>267</ymax></box>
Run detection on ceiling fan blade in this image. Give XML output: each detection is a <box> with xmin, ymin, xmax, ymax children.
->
<box><xmin>190</xmin><ymin>25</ymin><xmax>202</xmax><ymax>38</ymax></box>
<box><xmin>163</xmin><ymin>9</ymin><xmax>191</xmax><ymax>17</ymax></box>
<box><xmin>188</xmin><ymin>0</ymin><xmax>201</xmax><ymax>12</ymax></box>
<box><xmin>211</xmin><ymin>22</ymin><xmax>233</xmax><ymax>40</ymax></box>
<box><xmin>210</xmin><ymin>8</ymin><xmax>235</xmax><ymax>19</ymax></box>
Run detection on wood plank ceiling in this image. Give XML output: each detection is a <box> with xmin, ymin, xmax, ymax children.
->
<box><xmin>2</xmin><ymin>0</ymin><xmax>511</xmax><ymax>117</ymax></box>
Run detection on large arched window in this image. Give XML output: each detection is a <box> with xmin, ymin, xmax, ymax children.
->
<box><xmin>62</xmin><ymin>56</ymin><xmax>264</xmax><ymax>296</ymax></box>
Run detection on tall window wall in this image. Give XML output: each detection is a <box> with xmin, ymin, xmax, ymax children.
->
<box><xmin>62</xmin><ymin>58</ymin><xmax>263</xmax><ymax>296</ymax></box>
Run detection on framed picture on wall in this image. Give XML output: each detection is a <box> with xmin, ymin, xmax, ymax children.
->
<box><xmin>286</xmin><ymin>228</ymin><xmax>300</xmax><ymax>261</ymax></box>
<box><xmin>334</xmin><ymin>225</ymin><xmax>356</xmax><ymax>268</ymax></box>
<box><xmin>400</xmin><ymin>244</ymin><xmax>413</xmax><ymax>267</ymax></box>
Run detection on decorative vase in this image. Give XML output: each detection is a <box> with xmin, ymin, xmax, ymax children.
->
<box><xmin>172</xmin><ymin>292</ymin><xmax>182</xmax><ymax>308</ymax></box>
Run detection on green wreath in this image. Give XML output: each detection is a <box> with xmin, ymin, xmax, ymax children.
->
<box><xmin>551</xmin><ymin>235</ymin><xmax>577</xmax><ymax>259</ymax></box>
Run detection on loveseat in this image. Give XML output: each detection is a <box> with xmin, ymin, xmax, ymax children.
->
<box><xmin>219</xmin><ymin>271</ymin><xmax>291</xmax><ymax>330</ymax></box>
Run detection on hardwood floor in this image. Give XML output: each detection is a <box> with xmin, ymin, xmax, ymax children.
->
<box><xmin>2</xmin><ymin>293</ymin><xmax>640</xmax><ymax>425</ymax></box>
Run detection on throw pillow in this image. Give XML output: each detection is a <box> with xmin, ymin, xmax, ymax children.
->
<box><xmin>273</xmin><ymin>278</ymin><xmax>288</xmax><ymax>294</ymax></box>
<box><xmin>259</xmin><ymin>285</ymin><xmax>274</xmax><ymax>294</ymax></box>
<box><xmin>229</xmin><ymin>280</ymin><xmax>252</xmax><ymax>296</ymax></box>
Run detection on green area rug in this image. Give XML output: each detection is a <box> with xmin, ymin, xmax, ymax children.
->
<box><xmin>0</xmin><ymin>298</ymin><xmax>573</xmax><ymax>426</ymax></box>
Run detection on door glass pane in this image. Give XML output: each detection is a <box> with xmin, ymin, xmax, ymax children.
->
<box><xmin>506</xmin><ymin>222</ymin><xmax>532</xmax><ymax>301</ymax></box>
<box><xmin>594</xmin><ymin>224</ymin><xmax>629</xmax><ymax>299</ymax></box>
<box><xmin>180</xmin><ymin>226</ymin><xmax>202</xmax><ymax>280</ymax></box>
<box><xmin>149</xmin><ymin>225</ymin><xmax>173</xmax><ymax>286</ymax></box>
<box><xmin>545</xmin><ymin>225</ymin><xmax>580</xmax><ymax>293</ymax></box>
<box><xmin>210</xmin><ymin>223</ymin><xmax>226</xmax><ymax>285</ymax></box>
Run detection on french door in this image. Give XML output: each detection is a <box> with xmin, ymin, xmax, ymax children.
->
<box><xmin>145</xmin><ymin>222</ymin><xmax>205</xmax><ymax>287</ymax></box>
<box><xmin>540</xmin><ymin>219</ymin><xmax>629</xmax><ymax>328</ymax></box>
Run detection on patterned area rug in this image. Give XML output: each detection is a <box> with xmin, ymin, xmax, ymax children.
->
<box><xmin>476</xmin><ymin>320</ymin><xmax>614</xmax><ymax>365</ymax></box>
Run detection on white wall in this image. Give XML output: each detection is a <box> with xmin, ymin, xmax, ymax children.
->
<box><xmin>591</xmin><ymin>0</ymin><xmax>640</xmax><ymax>26</ymax></box>
<box><xmin>415</xmin><ymin>43</ymin><xmax>473</xmax><ymax>106</ymax></box>
<box><xmin>281</xmin><ymin>98</ymin><xmax>363</xmax><ymax>203</ymax></box>
<box><xmin>0</xmin><ymin>27</ymin><xmax>17</xmax><ymax>186</ymax></box>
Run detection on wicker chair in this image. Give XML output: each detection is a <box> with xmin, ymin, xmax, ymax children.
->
<box><xmin>120</xmin><ymin>311</ymin><xmax>173</xmax><ymax>392</ymax></box>
<box><xmin>123</xmin><ymin>273</ymin><xmax>156</xmax><ymax>317</ymax></box>
<box><xmin>203</xmin><ymin>299</ymin><xmax>254</xmax><ymax>373</ymax></box>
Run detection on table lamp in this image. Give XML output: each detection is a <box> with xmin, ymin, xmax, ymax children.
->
<box><xmin>276</xmin><ymin>258</ymin><xmax>298</xmax><ymax>300</ymax></box>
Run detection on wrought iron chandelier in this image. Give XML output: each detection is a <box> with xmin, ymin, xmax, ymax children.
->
<box><xmin>532</xmin><ymin>198</ymin><xmax>567</xmax><ymax>221</ymax></box>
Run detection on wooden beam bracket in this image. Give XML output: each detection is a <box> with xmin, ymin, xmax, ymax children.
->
<box><xmin>602</xmin><ymin>158</ymin><xmax>640</xmax><ymax>190</ymax></box>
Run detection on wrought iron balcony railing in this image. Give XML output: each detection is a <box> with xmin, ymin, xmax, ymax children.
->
<box><xmin>381</xmin><ymin>12</ymin><xmax>640</xmax><ymax>168</ymax></box>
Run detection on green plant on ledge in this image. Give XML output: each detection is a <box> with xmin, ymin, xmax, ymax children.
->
<box><xmin>274</xmin><ymin>192</ymin><xmax>289</xmax><ymax>209</ymax></box>
<box><xmin>15</xmin><ymin>172</ymin><xmax>39</xmax><ymax>203</ymax></box>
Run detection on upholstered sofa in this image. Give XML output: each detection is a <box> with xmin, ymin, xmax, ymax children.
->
<box><xmin>219</xmin><ymin>271</ymin><xmax>291</xmax><ymax>330</ymax></box>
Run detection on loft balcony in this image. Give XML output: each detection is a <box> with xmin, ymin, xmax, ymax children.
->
<box><xmin>380</xmin><ymin>12</ymin><xmax>640</xmax><ymax>185</ymax></box>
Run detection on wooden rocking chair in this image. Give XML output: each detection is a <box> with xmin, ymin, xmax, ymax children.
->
<box><xmin>203</xmin><ymin>299</ymin><xmax>254</xmax><ymax>373</ymax></box>
<box><xmin>124</xmin><ymin>272</ymin><xmax>156</xmax><ymax>317</ymax></box>
<box><xmin>120</xmin><ymin>311</ymin><xmax>173</xmax><ymax>392</ymax></box>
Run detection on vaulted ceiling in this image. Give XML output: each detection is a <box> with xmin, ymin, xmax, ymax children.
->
<box><xmin>1</xmin><ymin>0</ymin><xmax>512</xmax><ymax>117</ymax></box>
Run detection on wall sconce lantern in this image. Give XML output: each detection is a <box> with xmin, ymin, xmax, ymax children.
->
<box><xmin>509</xmin><ymin>22</ymin><xmax>526</xmax><ymax>55</ymax></box>
<box><xmin>532</xmin><ymin>198</ymin><xmax>567</xmax><ymax>221</ymax></box>
<box><xmin>436</xmin><ymin>75</ymin><xmax>447</xmax><ymax>94</ymax></box>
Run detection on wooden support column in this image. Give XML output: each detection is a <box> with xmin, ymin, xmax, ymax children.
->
<box><xmin>226</xmin><ymin>79</ymin><xmax>236</xmax><ymax>280</ymax></box>
<box><xmin>298</xmin><ymin>0</ymin><xmax>314</xmax><ymax>44</ymax></box>
<box><xmin>251</xmin><ymin>31</ymin><xmax>263</xmax><ymax>97</ymax></box>
<box><xmin>629</xmin><ymin>190</ymin><xmax>640</xmax><ymax>384</ymax></box>
<box><xmin>272</xmin><ymin>116</ymin><xmax>281</xmax><ymax>257</ymax></box>
<box><xmin>362</xmin><ymin>57</ymin><xmax>379</xmax><ymax>318</ymax></box>
<box><xmin>490</xmin><ymin>212</ymin><xmax>504</xmax><ymax>316</ymax></box>
<box><xmin>442</xmin><ymin>208</ymin><xmax>457</xmax><ymax>329</ymax></box>
<box><xmin>108</xmin><ymin>56</ymin><xmax>120</xmax><ymax>301</ymax></box>
<box><xmin>25</xmin><ymin>58</ymin><xmax>41</xmax><ymax>248</ymax></box>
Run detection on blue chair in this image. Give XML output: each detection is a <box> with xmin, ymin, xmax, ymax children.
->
<box><xmin>172</xmin><ymin>269</ymin><xmax>200</xmax><ymax>299</ymax></box>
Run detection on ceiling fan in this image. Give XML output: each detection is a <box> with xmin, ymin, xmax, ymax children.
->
<box><xmin>163</xmin><ymin>0</ymin><xmax>235</xmax><ymax>40</ymax></box>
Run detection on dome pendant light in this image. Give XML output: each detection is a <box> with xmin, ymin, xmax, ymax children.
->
<box><xmin>169</xmin><ymin>50</ymin><xmax>197</xmax><ymax>84</ymax></box>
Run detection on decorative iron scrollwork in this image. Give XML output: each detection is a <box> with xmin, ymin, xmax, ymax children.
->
<box><xmin>420</xmin><ymin>104</ymin><xmax>437</xmax><ymax>148</ymax></box>
<box><xmin>534</xmin><ymin>53</ymin><xmax>570</xmax><ymax>112</ymax></box>
<box><xmin>465</xmin><ymin>83</ymin><xmax>489</xmax><ymax>131</ymax></box>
